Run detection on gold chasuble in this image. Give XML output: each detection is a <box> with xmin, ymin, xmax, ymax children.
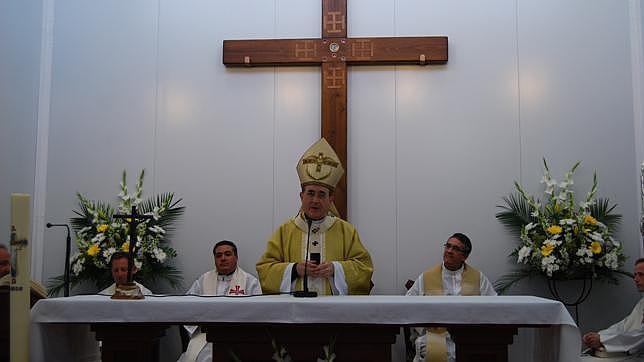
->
<box><xmin>422</xmin><ymin>263</ymin><xmax>481</xmax><ymax>362</ymax></box>
<box><xmin>256</xmin><ymin>212</ymin><xmax>373</xmax><ymax>295</ymax></box>
<box><xmin>422</xmin><ymin>263</ymin><xmax>481</xmax><ymax>296</ymax></box>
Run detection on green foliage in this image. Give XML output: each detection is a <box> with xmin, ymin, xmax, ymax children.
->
<box><xmin>495</xmin><ymin>159</ymin><xmax>629</xmax><ymax>294</ymax></box>
<box><xmin>47</xmin><ymin>170</ymin><xmax>184</xmax><ymax>296</ymax></box>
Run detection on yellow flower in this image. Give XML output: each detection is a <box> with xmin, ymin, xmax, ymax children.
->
<box><xmin>121</xmin><ymin>241</ymin><xmax>130</xmax><ymax>252</ymax></box>
<box><xmin>87</xmin><ymin>243</ymin><xmax>100</xmax><ymax>256</ymax></box>
<box><xmin>546</xmin><ymin>225</ymin><xmax>563</xmax><ymax>235</ymax></box>
<box><xmin>540</xmin><ymin>244</ymin><xmax>555</xmax><ymax>256</ymax></box>
<box><xmin>590</xmin><ymin>241</ymin><xmax>602</xmax><ymax>254</ymax></box>
<box><xmin>584</xmin><ymin>215</ymin><xmax>598</xmax><ymax>225</ymax></box>
<box><xmin>97</xmin><ymin>224</ymin><xmax>109</xmax><ymax>233</ymax></box>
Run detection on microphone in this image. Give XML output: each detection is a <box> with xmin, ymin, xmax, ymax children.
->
<box><xmin>46</xmin><ymin>222</ymin><xmax>72</xmax><ymax>297</ymax></box>
<box><xmin>293</xmin><ymin>214</ymin><xmax>317</xmax><ymax>298</ymax></box>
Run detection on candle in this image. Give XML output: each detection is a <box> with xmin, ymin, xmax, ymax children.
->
<box><xmin>11</xmin><ymin>193</ymin><xmax>30</xmax><ymax>243</ymax></box>
<box><xmin>10</xmin><ymin>193</ymin><xmax>31</xmax><ymax>362</ymax></box>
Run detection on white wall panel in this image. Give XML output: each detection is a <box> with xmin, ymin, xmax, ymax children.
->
<box><xmin>155</xmin><ymin>0</ymin><xmax>278</xmax><ymax>288</ymax></box>
<box><xmin>274</xmin><ymin>0</ymin><xmax>322</xmax><ymax>229</ymax></box>
<box><xmin>44</xmin><ymin>0</ymin><xmax>158</xmax><ymax>282</ymax></box>
<box><xmin>517</xmin><ymin>0</ymin><xmax>640</xmax><ymax>333</ymax></box>
<box><xmin>395</xmin><ymin>0</ymin><xmax>519</xmax><ymax>288</ymax></box>
<box><xmin>0</xmin><ymin>1</ymin><xmax>41</xmax><ymax>248</ymax></box>
<box><xmin>346</xmin><ymin>0</ymin><xmax>398</xmax><ymax>294</ymax></box>
<box><xmin>348</xmin><ymin>0</ymin><xmax>394</xmax><ymax>36</ymax></box>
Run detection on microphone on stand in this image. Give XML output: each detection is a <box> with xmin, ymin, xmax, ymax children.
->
<box><xmin>293</xmin><ymin>215</ymin><xmax>317</xmax><ymax>298</ymax></box>
<box><xmin>46</xmin><ymin>223</ymin><xmax>72</xmax><ymax>297</ymax></box>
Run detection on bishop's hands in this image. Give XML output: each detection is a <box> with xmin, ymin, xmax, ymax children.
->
<box><xmin>296</xmin><ymin>261</ymin><xmax>334</xmax><ymax>278</ymax></box>
<box><xmin>582</xmin><ymin>332</ymin><xmax>603</xmax><ymax>350</ymax></box>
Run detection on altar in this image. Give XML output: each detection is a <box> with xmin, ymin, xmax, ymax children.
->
<box><xmin>30</xmin><ymin>294</ymin><xmax>581</xmax><ymax>361</ymax></box>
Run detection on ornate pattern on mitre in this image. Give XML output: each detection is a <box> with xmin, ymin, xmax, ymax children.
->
<box><xmin>297</xmin><ymin>138</ymin><xmax>344</xmax><ymax>190</ymax></box>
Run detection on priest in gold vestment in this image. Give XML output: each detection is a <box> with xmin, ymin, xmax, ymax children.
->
<box><xmin>406</xmin><ymin>233</ymin><xmax>497</xmax><ymax>362</ymax></box>
<box><xmin>256</xmin><ymin>138</ymin><xmax>373</xmax><ymax>295</ymax></box>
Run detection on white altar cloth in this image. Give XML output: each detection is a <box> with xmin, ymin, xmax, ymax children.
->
<box><xmin>30</xmin><ymin>294</ymin><xmax>581</xmax><ymax>362</ymax></box>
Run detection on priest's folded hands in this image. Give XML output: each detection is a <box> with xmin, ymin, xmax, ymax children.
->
<box><xmin>296</xmin><ymin>261</ymin><xmax>334</xmax><ymax>278</ymax></box>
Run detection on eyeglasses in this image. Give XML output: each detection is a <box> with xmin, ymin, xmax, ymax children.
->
<box><xmin>443</xmin><ymin>243</ymin><xmax>465</xmax><ymax>253</ymax></box>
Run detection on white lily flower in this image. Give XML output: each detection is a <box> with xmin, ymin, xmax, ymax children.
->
<box><xmin>576</xmin><ymin>247</ymin><xmax>592</xmax><ymax>258</ymax></box>
<box><xmin>517</xmin><ymin>246</ymin><xmax>532</xmax><ymax>263</ymax></box>
<box><xmin>102</xmin><ymin>247</ymin><xmax>116</xmax><ymax>260</ymax></box>
<box><xmin>72</xmin><ymin>259</ymin><xmax>84</xmax><ymax>275</ymax></box>
<box><xmin>589</xmin><ymin>232</ymin><xmax>603</xmax><ymax>242</ymax></box>
<box><xmin>148</xmin><ymin>225</ymin><xmax>166</xmax><ymax>235</ymax></box>
<box><xmin>604</xmin><ymin>252</ymin><xmax>619</xmax><ymax>269</ymax></box>
<box><xmin>91</xmin><ymin>233</ymin><xmax>106</xmax><ymax>243</ymax></box>
<box><xmin>78</xmin><ymin>226</ymin><xmax>92</xmax><ymax>235</ymax></box>
<box><xmin>609</xmin><ymin>237</ymin><xmax>620</xmax><ymax>247</ymax></box>
<box><xmin>153</xmin><ymin>248</ymin><xmax>167</xmax><ymax>263</ymax></box>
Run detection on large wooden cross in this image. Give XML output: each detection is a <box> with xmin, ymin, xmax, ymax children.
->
<box><xmin>223</xmin><ymin>0</ymin><xmax>447</xmax><ymax>218</ymax></box>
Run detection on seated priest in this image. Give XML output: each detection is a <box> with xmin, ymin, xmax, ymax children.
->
<box><xmin>100</xmin><ymin>251</ymin><xmax>152</xmax><ymax>295</ymax></box>
<box><xmin>406</xmin><ymin>232</ymin><xmax>497</xmax><ymax>362</ymax></box>
<box><xmin>582</xmin><ymin>257</ymin><xmax>644</xmax><ymax>357</ymax></box>
<box><xmin>179</xmin><ymin>240</ymin><xmax>261</xmax><ymax>362</ymax></box>
<box><xmin>0</xmin><ymin>244</ymin><xmax>10</xmax><ymax>286</ymax></box>
<box><xmin>256</xmin><ymin>138</ymin><xmax>374</xmax><ymax>296</ymax></box>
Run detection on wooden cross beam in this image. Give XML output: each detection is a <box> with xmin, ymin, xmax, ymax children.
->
<box><xmin>223</xmin><ymin>0</ymin><xmax>447</xmax><ymax>218</ymax></box>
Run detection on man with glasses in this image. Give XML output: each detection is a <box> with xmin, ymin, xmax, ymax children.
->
<box><xmin>406</xmin><ymin>233</ymin><xmax>496</xmax><ymax>362</ymax></box>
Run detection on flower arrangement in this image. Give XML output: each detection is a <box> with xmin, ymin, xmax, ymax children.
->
<box><xmin>47</xmin><ymin>170</ymin><xmax>184</xmax><ymax>296</ymax></box>
<box><xmin>494</xmin><ymin>159</ymin><xmax>629</xmax><ymax>293</ymax></box>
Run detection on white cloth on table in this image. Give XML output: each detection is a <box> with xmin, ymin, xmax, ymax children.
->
<box><xmin>178</xmin><ymin>267</ymin><xmax>261</xmax><ymax>362</ymax></box>
<box><xmin>406</xmin><ymin>263</ymin><xmax>497</xmax><ymax>362</ymax></box>
<box><xmin>29</xmin><ymin>295</ymin><xmax>581</xmax><ymax>362</ymax></box>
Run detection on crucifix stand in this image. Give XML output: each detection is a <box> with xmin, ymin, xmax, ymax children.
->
<box><xmin>223</xmin><ymin>0</ymin><xmax>448</xmax><ymax>218</ymax></box>
<box><xmin>112</xmin><ymin>205</ymin><xmax>153</xmax><ymax>300</ymax></box>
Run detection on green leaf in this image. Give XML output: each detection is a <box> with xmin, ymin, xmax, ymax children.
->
<box><xmin>48</xmin><ymin>169</ymin><xmax>185</xmax><ymax>295</ymax></box>
<box><xmin>495</xmin><ymin>193</ymin><xmax>536</xmax><ymax>237</ymax></box>
<box><xmin>589</xmin><ymin>198</ymin><xmax>622</xmax><ymax>235</ymax></box>
<box><xmin>493</xmin><ymin>268</ymin><xmax>539</xmax><ymax>294</ymax></box>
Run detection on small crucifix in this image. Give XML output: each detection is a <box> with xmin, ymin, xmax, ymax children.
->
<box><xmin>223</xmin><ymin>0</ymin><xmax>448</xmax><ymax>218</ymax></box>
<box><xmin>113</xmin><ymin>206</ymin><xmax>153</xmax><ymax>283</ymax></box>
<box><xmin>229</xmin><ymin>285</ymin><xmax>245</xmax><ymax>295</ymax></box>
